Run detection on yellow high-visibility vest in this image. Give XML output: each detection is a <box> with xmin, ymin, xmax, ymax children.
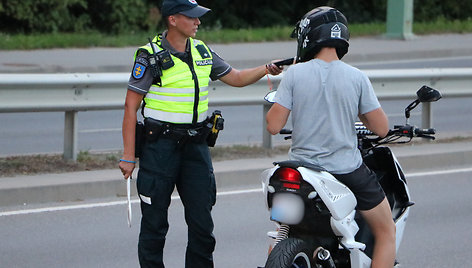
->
<box><xmin>135</xmin><ymin>35</ymin><xmax>213</xmax><ymax>124</ymax></box>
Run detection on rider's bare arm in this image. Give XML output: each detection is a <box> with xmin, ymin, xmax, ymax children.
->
<box><xmin>359</xmin><ymin>107</ymin><xmax>389</xmax><ymax>138</ymax></box>
<box><xmin>266</xmin><ymin>103</ymin><xmax>291</xmax><ymax>135</ymax></box>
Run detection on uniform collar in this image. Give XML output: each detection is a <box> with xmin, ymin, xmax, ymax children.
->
<box><xmin>160</xmin><ymin>31</ymin><xmax>191</xmax><ymax>56</ymax></box>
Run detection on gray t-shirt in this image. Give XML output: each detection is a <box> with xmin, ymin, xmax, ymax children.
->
<box><xmin>128</xmin><ymin>32</ymin><xmax>232</xmax><ymax>95</ymax></box>
<box><xmin>274</xmin><ymin>59</ymin><xmax>381</xmax><ymax>174</ymax></box>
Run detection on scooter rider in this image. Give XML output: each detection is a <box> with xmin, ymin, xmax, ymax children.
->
<box><xmin>118</xmin><ymin>0</ymin><xmax>282</xmax><ymax>267</ymax></box>
<box><xmin>266</xmin><ymin>7</ymin><xmax>396</xmax><ymax>268</ymax></box>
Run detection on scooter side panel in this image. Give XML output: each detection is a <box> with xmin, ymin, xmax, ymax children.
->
<box><xmin>260</xmin><ymin>166</ymin><xmax>278</xmax><ymax>210</ymax></box>
<box><xmin>350</xmin><ymin>249</ymin><xmax>372</xmax><ymax>268</ymax></box>
<box><xmin>298</xmin><ymin>167</ymin><xmax>357</xmax><ymax>220</ymax></box>
<box><xmin>380</xmin><ymin>149</ymin><xmax>413</xmax><ymax>251</ymax></box>
<box><xmin>391</xmin><ymin>152</ymin><xmax>412</xmax><ymax>200</ymax></box>
<box><xmin>395</xmin><ymin>206</ymin><xmax>410</xmax><ymax>252</ymax></box>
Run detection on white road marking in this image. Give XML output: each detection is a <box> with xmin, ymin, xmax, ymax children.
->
<box><xmin>0</xmin><ymin>188</ymin><xmax>262</xmax><ymax>217</ymax></box>
<box><xmin>79</xmin><ymin>128</ymin><xmax>121</xmax><ymax>133</ymax></box>
<box><xmin>406</xmin><ymin>167</ymin><xmax>472</xmax><ymax>178</ymax></box>
<box><xmin>1</xmin><ymin>167</ymin><xmax>471</xmax><ymax>217</ymax></box>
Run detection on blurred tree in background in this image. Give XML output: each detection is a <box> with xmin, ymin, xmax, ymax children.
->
<box><xmin>0</xmin><ymin>0</ymin><xmax>471</xmax><ymax>34</ymax></box>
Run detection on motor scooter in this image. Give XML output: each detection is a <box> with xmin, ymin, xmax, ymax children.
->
<box><xmin>261</xmin><ymin>86</ymin><xmax>442</xmax><ymax>268</ymax></box>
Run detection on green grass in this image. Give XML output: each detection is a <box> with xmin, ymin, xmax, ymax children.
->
<box><xmin>0</xmin><ymin>145</ymin><xmax>290</xmax><ymax>177</ymax></box>
<box><xmin>413</xmin><ymin>18</ymin><xmax>472</xmax><ymax>34</ymax></box>
<box><xmin>1</xmin><ymin>19</ymin><xmax>472</xmax><ymax>50</ymax></box>
<box><xmin>0</xmin><ymin>31</ymin><xmax>156</xmax><ymax>50</ymax></box>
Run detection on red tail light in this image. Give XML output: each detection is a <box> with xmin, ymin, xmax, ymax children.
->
<box><xmin>283</xmin><ymin>183</ymin><xmax>300</xmax><ymax>190</ymax></box>
<box><xmin>276</xmin><ymin>167</ymin><xmax>302</xmax><ymax>189</ymax></box>
<box><xmin>277</xmin><ymin>167</ymin><xmax>302</xmax><ymax>183</ymax></box>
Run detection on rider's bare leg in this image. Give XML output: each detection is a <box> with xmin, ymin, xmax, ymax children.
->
<box><xmin>360</xmin><ymin>197</ymin><xmax>396</xmax><ymax>268</ymax></box>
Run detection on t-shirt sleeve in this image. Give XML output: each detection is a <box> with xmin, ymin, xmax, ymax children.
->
<box><xmin>127</xmin><ymin>51</ymin><xmax>153</xmax><ymax>95</ymax></box>
<box><xmin>274</xmin><ymin>67</ymin><xmax>293</xmax><ymax>111</ymax></box>
<box><xmin>358</xmin><ymin>72</ymin><xmax>381</xmax><ymax>114</ymax></box>
<box><xmin>208</xmin><ymin>46</ymin><xmax>232</xmax><ymax>81</ymax></box>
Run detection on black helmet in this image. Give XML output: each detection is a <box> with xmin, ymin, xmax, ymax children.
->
<box><xmin>291</xmin><ymin>6</ymin><xmax>350</xmax><ymax>62</ymax></box>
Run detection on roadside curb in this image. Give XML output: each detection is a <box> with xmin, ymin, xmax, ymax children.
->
<box><xmin>1</xmin><ymin>140</ymin><xmax>471</xmax><ymax>209</ymax></box>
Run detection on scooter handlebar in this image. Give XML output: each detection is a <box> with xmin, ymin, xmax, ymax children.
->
<box><xmin>390</xmin><ymin>125</ymin><xmax>436</xmax><ymax>139</ymax></box>
<box><xmin>279</xmin><ymin>129</ymin><xmax>292</xmax><ymax>135</ymax></box>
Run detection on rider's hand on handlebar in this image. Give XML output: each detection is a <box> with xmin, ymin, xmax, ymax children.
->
<box><xmin>392</xmin><ymin>125</ymin><xmax>436</xmax><ymax>139</ymax></box>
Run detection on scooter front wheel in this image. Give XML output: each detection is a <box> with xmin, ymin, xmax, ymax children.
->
<box><xmin>264</xmin><ymin>238</ymin><xmax>313</xmax><ymax>268</ymax></box>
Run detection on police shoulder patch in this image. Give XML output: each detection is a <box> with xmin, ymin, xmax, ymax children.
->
<box><xmin>132</xmin><ymin>62</ymin><xmax>146</xmax><ymax>79</ymax></box>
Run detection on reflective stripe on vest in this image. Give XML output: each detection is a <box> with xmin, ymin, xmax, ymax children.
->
<box><xmin>136</xmin><ymin>36</ymin><xmax>213</xmax><ymax>124</ymax></box>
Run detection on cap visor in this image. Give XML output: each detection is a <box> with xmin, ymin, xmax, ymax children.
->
<box><xmin>179</xmin><ymin>6</ymin><xmax>210</xmax><ymax>18</ymax></box>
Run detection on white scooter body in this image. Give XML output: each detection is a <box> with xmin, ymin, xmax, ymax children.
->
<box><xmin>261</xmin><ymin>147</ymin><xmax>412</xmax><ymax>268</ymax></box>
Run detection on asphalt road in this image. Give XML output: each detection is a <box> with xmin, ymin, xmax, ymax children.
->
<box><xmin>1</xmin><ymin>167</ymin><xmax>471</xmax><ymax>267</ymax></box>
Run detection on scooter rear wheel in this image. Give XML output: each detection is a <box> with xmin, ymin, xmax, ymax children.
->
<box><xmin>264</xmin><ymin>238</ymin><xmax>313</xmax><ymax>268</ymax></box>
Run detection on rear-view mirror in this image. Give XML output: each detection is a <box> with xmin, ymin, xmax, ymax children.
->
<box><xmin>417</xmin><ymin>85</ymin><xmax>442</xmax><ymax>103</ymax></box>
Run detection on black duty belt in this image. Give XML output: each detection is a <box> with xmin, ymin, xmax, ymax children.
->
<box><xmin>143</xmin><ymin>118</ymin><xmax>210</xmax><ymax>145</ymax></box>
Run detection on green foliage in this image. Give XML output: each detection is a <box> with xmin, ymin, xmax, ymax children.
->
<box><xmin>414</xmin><ymin>0</ymin><xmax>472</xmax><ymax>22</ymax></box>
<box><xmin>0</xmin><ymin>0</ymin><xmax>471</xmax><ymax>34</ymax></box>
<box><xmin>197</xmin><ymin>0</ymin><xmax>387</xmax><ymax>28</ymax></box>
<box><xmin>198</xmin><ymin>0</ymin><xmax>472</xmax><ymax>28</ymax></box>
<box><xmin>0</xmin><ymin>0</ymin><xmax>89</xmax><ymax>33</ymax></box>
<box><xmin>2</xmin><ymin>19</ymin><xmax>472</xmax><ymax>50</ymax></box>
<box><xmin>87</xmin><ymin>0</ymin><xmax>148</xmax><ymax>34</ymax></box>
<box><xmin>0</xmin><ymin>0</ymin><xmax>152</xmax><ymax>34</ymax></box>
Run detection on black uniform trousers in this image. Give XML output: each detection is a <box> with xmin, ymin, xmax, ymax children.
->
<box><xmin>137</xmin><ymin>136</ymin><xmax>216</xmax><ymax>268</ymax></box>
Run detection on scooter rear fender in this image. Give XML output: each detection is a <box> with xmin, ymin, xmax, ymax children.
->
<box><xmin>262</xmin><ymin>165</ymin><xmax>356</xmax><ymax>220</ymax></box>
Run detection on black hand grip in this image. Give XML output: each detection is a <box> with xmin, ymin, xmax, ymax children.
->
<box><xmin>418</xmin><ymin>134</ymin><xmax>436</xmax><ymax>140</ymax></box>
<box><xmin>279</xmin><ymin>129</ymin><xmax>292</xmax><ymax>135</ymax></box>
<box><xmin>273</xmin><ymin>58</ymin><xmax>295</xmax><ymax>67</ymax></box>
<box><xmin>415</xmin><ymin>128</ymin><xmax>436</xmax><ymax>135</ymax></box>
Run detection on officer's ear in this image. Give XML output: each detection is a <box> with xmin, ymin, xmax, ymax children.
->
<box><xmin>168</xmin><ymin>15</ymin><xmax>177</xmax><ymax>27</ymax></box>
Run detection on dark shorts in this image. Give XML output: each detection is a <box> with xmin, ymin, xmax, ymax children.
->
<box><xmin>333</xmin><ymin>163</ymin><xmax>385</xmax><ymax>211</ymax></box>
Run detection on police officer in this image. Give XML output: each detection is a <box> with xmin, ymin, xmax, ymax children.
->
<box><xmin>118</xmin><ymin>0</ymin><xmax>282</xmax><ymax>267</ymax></box>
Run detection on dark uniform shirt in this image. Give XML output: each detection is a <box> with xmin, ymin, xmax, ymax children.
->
<box><xmin>128</xmin><ymin>31</ymin><xmax>232</xmax><ymax>95</ymax></box>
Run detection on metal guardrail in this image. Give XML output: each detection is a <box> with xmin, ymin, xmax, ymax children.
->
<box><xmin>1</xmin><ymin>68</ymin><xmax>472</xmax><ymax>160</ymax></box>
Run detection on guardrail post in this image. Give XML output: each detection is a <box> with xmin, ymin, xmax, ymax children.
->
<box><xmin>386</xmin><ymin>0</ymin><xmax>415</xmax><ymax>40</ymax></box>
<box><xmin>64</xmin><ymin>111</ymin><xmax>78</xmax><ymax>161</ymax></box>
<box><xmin>421</xmin><ymin>102</ymin><xmax>432</xmax><ymax>129</ymax></box>
<box><xmin>262</xmin><ymin>103</ymin><xmax>272</xmax><ymax>149</ymax></box>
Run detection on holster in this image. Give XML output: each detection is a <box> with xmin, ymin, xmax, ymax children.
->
<box><xmin>135</xmin><ymin>121</ymin><xmax>146</xmax><ymax>158</ymax></box>
<box><xmin>206</xmin><ymin>110</ymin><xmax>224</xmax><ymax>147</ymax></box>
<box><xmin>143</xmin><ymin>118</ymin><xmax>165</xmax><ymax>143</ymax></box>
